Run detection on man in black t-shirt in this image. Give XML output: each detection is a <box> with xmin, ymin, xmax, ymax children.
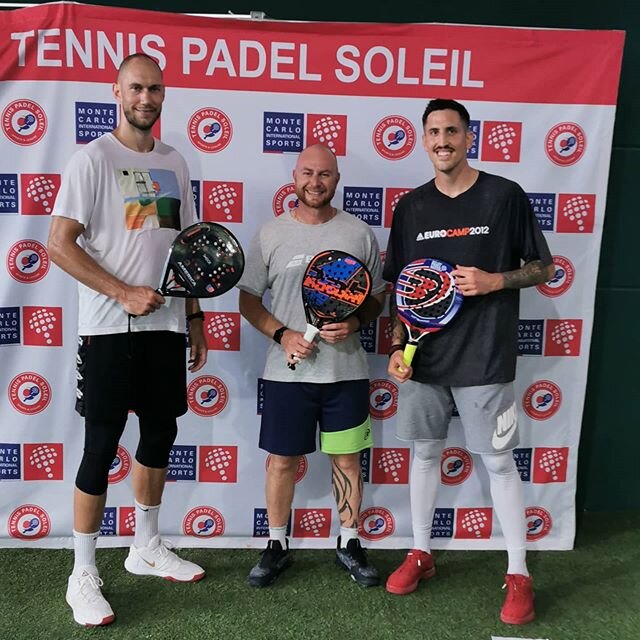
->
<box><xmin>383</xmin><ymin>99</ymin><xmax>554</xmax><ymax>626</ymax></box>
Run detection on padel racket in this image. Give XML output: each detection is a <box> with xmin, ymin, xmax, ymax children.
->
<box><xmin>394</xmin><ymin>257</ymin><xmax>463</xmax><ymax>367</ymax></box>
<box><xmin>289</xmin><ymin>250</ymin><xmax>371</xmax><ymax>371</ymax></box>
<box><xmin>157</xmin><ymin>221</ymin><xmax>244</xmax><ymax>298</ymax></box>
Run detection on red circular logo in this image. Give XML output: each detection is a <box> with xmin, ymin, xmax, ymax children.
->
<box><xmin>537</xmin><ymin>256</ymin><xmax>575</xmax><ymax>298</ymax></box>
<box><xmin>372</xmin><ymin>116</ymin><xmax>416</xmax><ymax>160</ymax></box>
<box><xmin>2</xmin><ymin>100</ymin><xmax>47</xmax><ymax>146</ymax></box>
<box><xmin>183</xmin><ymin>506</ymin><xmax>225</xmax><ymax>538</ymax></box>
<box><xmin>526</xmin><ymin>506</ymin><xmax>552</xmax><ymax>541</ymax></box>
<box><xmin>272</xmin><ymin>183</ymin><xmax>298</xmax><ymax>217</ymax></box>
<box><xmin>359</xmin><ymin>507</ymin><xmax>395</xmax><ymax>541</ymax></box>
<box><xmin>440</xmin><ymin>447</ymin><xmax>474</xmax><ymax>485</ymax></box>
<box><xmin>369</xmin><ymin>379</ymin><xmax>398</xmax><ymax>420</ymax></box>
<box><xmin>8</xmin><ymin>372</ymin><xmax>51</xmax><ymax>415</ymax></box>
<box><xmin>8</xmin><ymin>504</ymin><xmax>51</xmax><ymax>540</ymax></box>
<box><xmin>523</xmin><ymin>380</ymin><xmax>562</xmax><ymax>421</ymax></box>
<box><xmin>108</xmin><ymin>445</ymin><xmax>132</xmax><ymax>484</ymax></box>
<box><xmin>545</xmin><ymin>122</ymin><xmax>586</xmax><ymax>166</ymax></box>
<box><xmin>6</xmin><ymin>239</ymin><xmax>50</xmax><ymax>283</ymax></box>
<box><xmin>188</xmin><ymin>108</ymin><xmax>232</xmax><ymax>153</ymax></box>
<box><xmin>187</xmin><ymin>376</ymin><xmax>228</xmax><ymax>417</ymax></box>
<box><xmin>266</xmin><ymin>454</ymin><xmax>308</xmax><ymax>483</ymax></box>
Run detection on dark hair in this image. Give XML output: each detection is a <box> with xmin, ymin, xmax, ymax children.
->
<box><xmin>421</xmin><ymin>99</ymin><xmax>470</xmax><ymax>129</ymax></box>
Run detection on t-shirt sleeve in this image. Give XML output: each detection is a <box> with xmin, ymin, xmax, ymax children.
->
<box><xmin>51</xmin><ymin>149</ymin><xmax>95</xmax><ymax>228</ymax></box>
<box><xmin>382</xmin><ymin>198</ymin><xmax>407</xmax><ymax>284</ymax></box>
<box><xmin>513</xmin><ymin>184</ymin><xmax>553</xmax><ymax>266</ymax></box>
<box><xmin>236</xmin><ymin>229</ymin><xmax>269</xmax><ymax>297</ymax></box>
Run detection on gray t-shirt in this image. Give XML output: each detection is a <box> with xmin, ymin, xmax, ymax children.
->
<box><xmin>238</xmin><ymin>209</ymin><xmax>385</xmax><ymax>383</ymax></box>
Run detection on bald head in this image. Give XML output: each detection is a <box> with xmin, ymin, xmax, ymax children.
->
<box><xmin>295</xmin><ymin>144</ymin><xmax>338</xmax><ymax>174</ymax></box>
<box><xmin>117</xmin><ymin>53</ymin><xmax>163</xmax><ymax>83</ymax></box>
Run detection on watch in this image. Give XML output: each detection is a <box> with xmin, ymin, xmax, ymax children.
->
<box><xmin>272</xmin><ymin>326</ymin><xmax>288</xmax><ymax>344</ymax></box>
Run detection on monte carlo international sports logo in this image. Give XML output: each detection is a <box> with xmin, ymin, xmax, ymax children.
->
<box><xmin>372</xmin><ymin>115</ymin><xmax>416</xmax><ymax>160</ymax></box>
<box><xmin>6</xmin><ymin>240</ymin><xmax>50</xmax><ymax>283</ymax></box>
<box><xmin>2</xmin><ymin>100</ymin><xmax>47</xmax><ymax>146</ymax></box>
<box><xmin>262</xmin><ymin>112</ymin><xmax>347</xmax><ymax>155</ymax></box>
<box><xmin>545</xmin><ymin>122</ymin><xmax>586</xmax><ymax>166</ymax></box>
<box><xmin>188</xmin><ymin>108</ymin><xmax>233</xmax><ymax>153</ymax></box>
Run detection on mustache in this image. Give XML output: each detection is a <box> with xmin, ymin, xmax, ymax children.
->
<box><xmin>435</xmin><ymin>146</ymin><xmax>455</xmax><ymax>152</ymax></box>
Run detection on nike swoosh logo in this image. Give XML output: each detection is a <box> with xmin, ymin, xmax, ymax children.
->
<box><xmin>491</xmin><ymin>402</ymin><xmax>517</xmax><ymax>451</ymax></box>
<box><xmin>141</xmin><ymin>557</ymin><xmax>156</xmax><ymax>568</ymax></box>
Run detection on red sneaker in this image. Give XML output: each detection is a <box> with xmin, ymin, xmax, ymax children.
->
<box><xmin>500</xmin><ymin>574</ymin><xmax>535</xmax><ymax>624</ymax></box>
<box><xmin>385</xmin><ymin>550</ymin><xmax>435</xmax><ymax>595</ymax></box>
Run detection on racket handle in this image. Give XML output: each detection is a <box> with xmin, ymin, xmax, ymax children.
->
<box><xmin>303</xmin><ymin>324</ymin><xmax>320</xmax><ymax>343</ymax></box>
<box><xmin>402</xmin><ymin>343</ymin><xmax>417</xmax><ymax>367</ymax></box>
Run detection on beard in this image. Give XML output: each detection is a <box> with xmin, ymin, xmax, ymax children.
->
<box><xmin>294</xmin><ymin>186</ymin><xmax>336</xmax><ymax>210</ymax></box>
<box><xmin>122</xmin><ymin>106</ymin><xmax>161</xmax><ymax>132</ymax></box>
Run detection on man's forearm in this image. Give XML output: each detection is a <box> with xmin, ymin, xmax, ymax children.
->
<box><xmin>502</xmin><ymin>260</ymin><xmax>555</xmax><ymax>290</ymax></box>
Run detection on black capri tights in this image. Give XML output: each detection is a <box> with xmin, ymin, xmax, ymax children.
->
<box><xmin>75</xmin><ymin>415</ymin><xmax>178</xmax><ymax>495</ymax></box>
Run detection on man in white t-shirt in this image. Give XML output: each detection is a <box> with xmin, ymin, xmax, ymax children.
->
<box><xmin>48</xmin><ymin>53</ymin><xmax>207</xmax><ymax>628</ymax></box>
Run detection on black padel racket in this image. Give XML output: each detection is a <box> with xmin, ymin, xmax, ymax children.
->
<box><xmin>289</xmin><ymin>250</ymin><xmax>371</xmax><ymax>370</ymax></box>
<box><xmin>157</xmin><ymin>222</ymin><xmax>244</xmax><ymax>298</ymax></box>
<box><xmin>394</xmin><ymin>257</ymin><xmax>463</xmax><ymax>366</ymax></box>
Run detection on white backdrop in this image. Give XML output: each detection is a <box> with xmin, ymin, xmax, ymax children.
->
<box><xmin>0</xmin><ymin>2</ymin><xmax>624</xmax><ymax>550</ymax></box>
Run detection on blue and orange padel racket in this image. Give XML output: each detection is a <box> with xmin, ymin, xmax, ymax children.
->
<box><xmin>289</xmin><ymin>250</ymin><xmax>371</xmax><ymax>371</ymax></box>
<box><xmin>394</xmin><ymin>258</ymin><xmax>463</xmax><ymax>366</ymax></box>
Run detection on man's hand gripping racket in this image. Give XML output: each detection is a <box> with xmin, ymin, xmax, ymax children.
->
<box><xmin>288</xmin><ymin>250</ymin><xmax>371</xmax><ymax>370</ymax></box>
<box><xmin>392</xmin><ymin>258</ymin><xmax>463</xmax><ymax>376</ymax></box>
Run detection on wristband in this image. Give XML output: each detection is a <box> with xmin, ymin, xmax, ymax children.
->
<box><xmin>273</xmin><ymin>326</ymin><xmax>288</xmax><ymax>344</ymax></box>
<box><xmin>186</xmin><ymin>311</ymin><xmax>205</xmax><ymax>323</ymax></box>
<box><xmin>388</xmin><ymin>343</ymin><xmax>405</xmax><ymax>358</ymax></box>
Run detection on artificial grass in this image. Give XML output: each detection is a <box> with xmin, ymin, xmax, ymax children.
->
<box><xmin>0</xmin><ymin>511</ymin><xmax>638</xmax><ymax>640</ymax></box>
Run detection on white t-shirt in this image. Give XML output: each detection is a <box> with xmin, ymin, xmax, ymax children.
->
<box><xmin>52</xmin><ymin>133</ymin><xmax>197</xmax><ymax>335</ymax></box>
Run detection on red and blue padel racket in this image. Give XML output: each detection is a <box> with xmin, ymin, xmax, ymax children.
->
<box><xmin>157</xmin><ymin>221</ymin><xmax>244</xmax><ymax>298</ymax></box>
<box><xmin>289</xmin><ymin>250</ymin><xmax>372</xmax><ymax>371</ymax></box>
<box><xmin>394</xmin><ymin>257</ymin><xmax>463</xmax><ymax>366</ymax></box>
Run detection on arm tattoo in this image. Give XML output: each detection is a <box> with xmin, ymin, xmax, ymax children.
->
<box><xmin>502</xmin><ymin>260</ymin><xmax>550</xmax><ymax>289</ymax></box>
<box><xmin>331</xmin><ymin>462</ymin><xmax>361</xmax><ymax>528</ymax></box>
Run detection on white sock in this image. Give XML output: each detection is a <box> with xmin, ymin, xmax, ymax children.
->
<box><xmin>340</xmin><ymin>526</ymin><xmax>358</xmax><ymax>547</ymax></box>
<box><xmin>269</xmin><ymin>525</ymin><xmax>287</xmax><ymax>547</ymax></box>
<box><xmin>72</xmin><ymin>529</ymin><xmax>99</xmax><ymax>576</ymax></box>
<box><xmin>134</xmin><ymin>500</ymin><xmax>160</xmax><ymax>548</ymax></box>
<box><xmin>482</xmin><ymin>452</ymin><xmax>529</xmax><ymax>576</ymax></box>
<box><xmin>410</xmin><ymin>440</ymin><xmax>445</xmax><ymax>554</ymax></box>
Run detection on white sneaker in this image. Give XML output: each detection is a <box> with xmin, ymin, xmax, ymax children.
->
<box><xmin>124</xmin><ymin>534</ymin><xmax>205</xmax><ymax>582</ymax></box>
<box><xmin>66</xmin><ymin>570</ymin><xmax>115</xmax><ymax>627</ymax></box>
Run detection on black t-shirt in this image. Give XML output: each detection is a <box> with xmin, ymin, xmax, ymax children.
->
<box><xmin>383</xmin><ymin>171</ymin><xmax>552</xmax><ymax>386</ymax></box>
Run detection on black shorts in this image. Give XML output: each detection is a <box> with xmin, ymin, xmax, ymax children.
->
<box><xmin>75</xmin><ymin>331</ymin><xmax>188</xmax><ymax>421</ymax></box>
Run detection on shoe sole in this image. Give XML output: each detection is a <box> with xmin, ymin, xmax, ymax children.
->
<box><xmin>124</xmin><ymin>558</ymin><xmax>205</xmax><ymax>582</ymax></box>
<box><xmin>66</xmin><ymin>596</ymin><xmax>115</xmax><ymax>627</ymax></box>
<box><xmin>500</xmin><ymin>611</ymin><xmax>535</xmax><ymax>625</ymax></box>
<box><xmin>247</xmin><ymin>556</ymin><xmax>293</xmax><ymax>588</ymax></box>
<box><xmin>335</xmin><ymin>557</ymin><xmax>380</xmax><ymax>587</ymax></box>
<box><xmin>385</xmin><ymin>566</ymin><xmax>436</xmax><ymax>595</ymax></box>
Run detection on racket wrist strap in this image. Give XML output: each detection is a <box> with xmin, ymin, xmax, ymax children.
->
<box><xmin>388</xmin><ymin>343</ymin><xmax>405</xmax><ymax>358</ymax></box>
<box><xmin>186</xmin><ymin>311</ymin><xmax>205</xmax><ymax>323</ymax></box>
<box><xmin>272</xmin><ymin>326</ymin><xmax>288</xmax><ymax>344</ymax></box>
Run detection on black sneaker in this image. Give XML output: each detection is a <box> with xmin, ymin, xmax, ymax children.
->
<box><xmin>335</xmin><ymin>536</ymin><xmax>380</xmax><ymax>587</ymax></box>
<box><xmin>247</xmin><ymin>539</ymin><xmax>292</xmax><ymax>587</ymax></box>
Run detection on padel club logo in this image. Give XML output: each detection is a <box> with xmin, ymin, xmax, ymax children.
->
<box><xmin>537</xmin><ymin>256</ymin><xmax>575</xmax><ymax>297</ymax></box>
<box><xmin>372</xmin><ymin>116</ymin><xmax>416</xmax><ymax>160</ymax></box>
<box><xmin>8</xmin><ymin>504</ymin><xmax>51</xmax><ymax>539</ymax></box>
<box><xmin>385</xmin><ymin>188</ymin><xmax>412</xmax><ymax>227</ymax></box>
<box><xmin>371</xmin><ymin>448</ymin><xmax>409</xmax><ymax>484</ymax></box>
<box><xmin>369</xmin><ymin>379</ymin><xmax>398</xmax><ymax>420</ymax></box>
<box><xmin>202</xmin><ymin>180</ymin><xmax>243</xmax><ymax>223</ymax></box>
<box><xmin>8</xmin><ymin>372</ymin><xmax>51</xmax><ymax>415</ymax></box>
<box><xmin>376</xmin><ymin>317</ymin><xmax>393</xmax><ymax>355</ymax></box>
<box><xmin>198</xmin><ymin>446</ymin><xmax>238</xmax><ymax>482</ymax></box>
<box><xmin>23</xmin><ymin>443</ymin><xmax>63</xmax><ymax>480</ymax></box>
<box><xmin>266</xmin><ymin>454</ymin><xmax>308</xmax><ymax>483</ymax></box>
<box><xmin>455</xmin><ymin>507</ymin><xmax>493</xmax><ymax>539</ymax></box>
<box><xmin>342</xmin><ymin>186</ymin><xmax>413</xmax><ymax>228</ymax></box>
<box><xmin>101</xmin><ymin>506</ymin><xmax>135</xmax><ymax>536</ymax></box>
<box><xmin>526</xmin><ymin>506</ymin><xmax>552</xmax><ymax>541</ymax></box>
<box><xmin>262</xmin><ymin>112</ymin><xmax>347</xmax><ymax>155</ymax></box>
<box><xmin>21</xmin><ymin>174</ymin><xmax>61</xmax><ymax>215</ymax></box>
<box><xmin>22</xmin><ymin>306</ymin><xmax>63</xmax><ymax>346</ymax></box>
<box><xmin>272</xmin><ymin>183</ymin><xmax>298</xmax><ymax>216</ymax></box>
<box><xmin>533</xmin><ymin>447</ymin><xmax>568</xmax><ymax>483</ymax></box>
<box><xmin>528</xmin><ymin>193</ymin><xmax>595</xmax><ymax>233</ymax></box>
<box><xmin>187</xmin><ymin>376</ymin><xmax>229</xmax><ymax>417</ymax></box>
<box><xmin>523</xmin><ymin>380</ymin><xmax>562</xmax><ymax>420</ymax></box>
<box><xmin>6</xmin><ymin>240</ymin><xmax>50</xmax><ymax>283</ymax></box>
<box><xmin>108</xmin><ymin>445</ymin><xmax>132</xmax><ymax>484</ymax></box>
<box><xmin>545</xmin><ymin>122</ymin><xmax>586</xmax><ymax>166</ymax></box>
<box><xmin>204</xmin><ymin>311</ymin><xmax>241</xmax><ymax>351</ymax></box>
<box><xmin>518</xmin><ymin>319</ymin><xmax>582</xmax><ymax>356</ymax></box>
<box><xmin>359</xmin><ymin>507</ymin><xmax>395</xmax><ymax>541</ymax></box>
<box><xmin>188</xmin><ymin>108</ymin><xmax>233</xmax><ymax>153</ymax></box>
<box><xmin>293</xmin><ymin>508</ymin><xmax>332</xmax><ymax>538</ymax></box>
<box><xmin>481</xmin><ymin>121</ymin><xmax>522</xmax><ymax>162</ymax></box>
<box><xmin>2</xmin><ymin>100</ymin><xmax>47</xmax><ymax>146</ymax></box>
<box><xmin>440</xmin><ymin>447</ymin><xmax>473</xmax><ymax>485</ymax></box>
<box><xmin>183</xmin><ymin>506</ymin><xmax>225</xmax><ymax>537</ymax></box>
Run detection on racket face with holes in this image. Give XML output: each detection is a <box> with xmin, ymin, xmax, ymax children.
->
<box><xmin>301</xmin><ymin>250</ymin><xmax>372</xmax><ymax>327</ymax></box>
<box><xmin>158</xmin><ymin>222</ymin><xmax>245</xmax><ymax>298</ymax></box>
<box><xmin>394</xmin><ymin>257</ymin><xmax>462</xmax><ymax>346</ymax></box>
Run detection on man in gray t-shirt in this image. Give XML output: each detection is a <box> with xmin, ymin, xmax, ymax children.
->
<box><xmin>238</xmin><ymin>144</ymin><xmax>385</xmax><ymax>588</ymax></box>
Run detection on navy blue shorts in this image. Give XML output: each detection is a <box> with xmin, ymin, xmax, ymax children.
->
<box><xmin>259</xmin><ymin>379</ymin><xmax>373</xmax><ymax>456</ymax></box>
